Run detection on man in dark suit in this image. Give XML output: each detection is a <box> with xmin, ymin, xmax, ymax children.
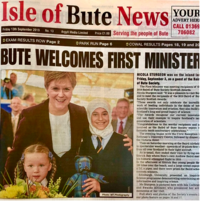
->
<box><xmin>112</xmin><ymin>98</ymin><xmax>133</xmax><ymax>139</ymax></box>
<box><xmin>0</xmin><ymin>108</ymin><xmax>13</xmax><ymax>183</ymax></box>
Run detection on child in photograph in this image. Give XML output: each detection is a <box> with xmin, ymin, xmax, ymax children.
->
<box><xmin>4</xmin><ymin>71</ymin><xmax>133</xmax><ymax>188</ymax></box>
<box><xmin>14</xmin><ymin>144</ymin><xmax>56</xmax><ymax>186</ymax></box>
<box><xmin>80</xmin><ymin>98</ymin><xmax>133</xmax><ymax>197</ymax></box>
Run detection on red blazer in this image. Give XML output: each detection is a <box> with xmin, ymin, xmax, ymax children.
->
<box><xmin>4</xmin><ymin>99</ymin><xmax>88</xmax><ymax>186</ymax></box>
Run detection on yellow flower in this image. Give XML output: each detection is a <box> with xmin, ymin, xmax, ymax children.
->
<box><xmin>37</xmin><ymin>189</ymin><xmax>48</xmax><ymax>198</ymax></box>
<box><xmin>0</xmin><ymin>185</ymin><xmax>25</xmax><ymax>198</ymax></box>
<box><xmin>0</xmin><ymin>190</ymin><xmax>7</xmax><ymax>198</ymax></box>
<box><xmin>54</xmin><ymin>193</ymin><xmax>66</xmax><ymax>198</ymax></box>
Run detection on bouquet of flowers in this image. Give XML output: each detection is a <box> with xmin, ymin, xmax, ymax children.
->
<box><xmin>0</xmin><ymin>170</ymin><xmax>77</xmax><ymax>199</ymax></box>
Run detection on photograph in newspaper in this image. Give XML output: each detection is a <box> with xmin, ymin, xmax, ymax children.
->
<box><xmin>0</xmin><ymin>0</ymin><xmax>199</xmax><ymax>200</ymax></box>
<box><xmin>0</xmin><ymin>70</ymin><xmax>133</xmax><ymax>198</ymax></box>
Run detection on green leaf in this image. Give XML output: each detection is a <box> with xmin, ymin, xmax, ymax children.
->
<box><xmin>16</xmin><ymin>178</ymin><xmax>28</xmax><ymax>192</ymax></box>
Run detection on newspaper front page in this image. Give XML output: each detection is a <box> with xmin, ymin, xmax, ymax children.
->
<box><xmin>0</xmin><ymin>0</ymin><xmax>199</xmax><ymax>200</ymax></box>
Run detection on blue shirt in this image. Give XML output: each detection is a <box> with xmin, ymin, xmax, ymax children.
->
<box><xmin>1</xmin><ymin>86</ymin><xmax>18</xmax><ymax>99</ymax></box>
<box><xmin>13</xmin><ymin>84</ymin><xmax>24</xmax><ymax>98</ymax></box>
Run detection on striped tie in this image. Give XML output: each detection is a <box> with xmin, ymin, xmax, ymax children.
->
<box><xmin>96</xmin><ymin>137</ymin><xmax>103</xmax><ymax>154</ymax></box>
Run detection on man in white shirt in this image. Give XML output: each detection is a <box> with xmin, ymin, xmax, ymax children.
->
<box><xmin>10</xmin><ymin>97</ymin><xmax>22</xmax><ymax>137</ymax></box>
<box><xmin>112</xmin><ymin>98</ymin><xmax>133</xmax><ymax>139</ymax></box>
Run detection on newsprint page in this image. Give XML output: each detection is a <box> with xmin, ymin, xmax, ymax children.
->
<box><xmin>0</xmin><ymin>0</ymin><xmax>199</xmax><ymax>200</ymax></box>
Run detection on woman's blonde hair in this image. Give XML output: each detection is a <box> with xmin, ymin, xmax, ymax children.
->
<box><xmin>14</xmin><ymin>144</ymin><xmax>57</xmax><ymax>184</ymax></box>
<box><xmin>44</xmin><ymin>71</ymin><xmax>76</xmax><ymax>89</ymax></box>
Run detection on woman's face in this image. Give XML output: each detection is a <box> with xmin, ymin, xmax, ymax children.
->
<box><xmin>91</xmin><ymin>107</ymin><xmax>109</xmax><ymax>130</ymax></box>
<box><xmin>46</xmin><ymin>77</ymin><xmax>73</xmax><ymax>115</ymax></box>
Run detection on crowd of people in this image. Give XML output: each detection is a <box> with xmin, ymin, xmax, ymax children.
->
<box><xmin>0</xmin><ymin>71</ymin><xmax>133</xmax><ymax>197</ymax></box>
